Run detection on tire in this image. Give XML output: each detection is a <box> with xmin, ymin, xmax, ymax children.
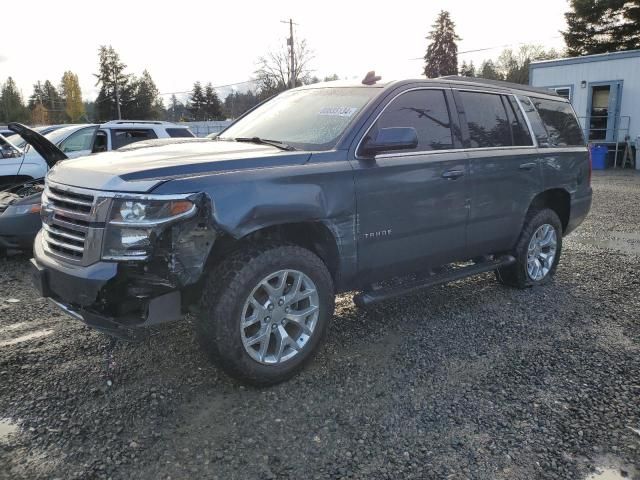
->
<box><xmin>196</xmin><ymin>243</ymin><xmax>335</xmax><ymax>386</ymax></box>
<box><xmin>496</xmin><ymin>208</ymin><xmax>563</xmax><ymax>288</ymax></box>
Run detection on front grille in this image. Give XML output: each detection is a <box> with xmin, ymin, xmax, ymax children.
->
<box><xmin>42</xmin><ymin>184</ymin><xmax>95</xmax><ymax>263</ymax></box>
<box><xmin>47</xmin><ymin>186</ymin><xmax>94</xmax><ymax>214</ymax></box>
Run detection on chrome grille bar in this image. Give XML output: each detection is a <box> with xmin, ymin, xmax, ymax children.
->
<box><xmin>42</xmin><ymin>183</ymin><xmax>97</xmax><ymax>264</ymax></box>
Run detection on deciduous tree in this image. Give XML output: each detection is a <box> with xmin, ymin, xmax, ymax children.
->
<box><xmin>254</xmin><ymin>39</ymin><xmax>314</xmax><ymax>98</ymax></box>
<box><xmin>497</xmin><ymin>45</ymin><xmax>560</xmax><ymax>84</ymax></box>
<box><xmin>60</xmin><ymin>71</ymin><xmax>85</xmax><ymax>122</ymax></box>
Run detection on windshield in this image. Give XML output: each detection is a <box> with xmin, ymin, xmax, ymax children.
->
<box><xmin>44</xmin><ymin>126</ymin><xmax>83</xmax><ymax>145</ymax></box>
<box><xmin>220</xmin><ymin>87</ymin><xmax>379</xmax><ymax>150</ymax></box>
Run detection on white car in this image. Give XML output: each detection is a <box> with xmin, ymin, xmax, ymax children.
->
<box><xmin>0</xmin><ymin>121</ymin><xmax>193</xmax><ymax>184</ymax></box>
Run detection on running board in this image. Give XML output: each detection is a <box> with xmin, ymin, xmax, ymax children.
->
<box><xmin>353</xmin><ymin>255</ymin><xmax>516</xmax><ymax>307</ymax></box>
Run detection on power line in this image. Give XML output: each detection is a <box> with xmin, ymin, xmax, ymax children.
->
<box><xmin>158</xmin><ymin>79</ymin><xmax>256</xmax><ymax>96</ymax></box>
<box><xmin>409</xmin><ymin>35</ymin><xmax>563</xmax><ymax>60</ymax></box>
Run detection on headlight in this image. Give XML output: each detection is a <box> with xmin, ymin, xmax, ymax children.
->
<box><xmin>102</xmin><ymin>197</ymin><xmax>195</xmax><ymax>260</ymax></box>
<box><xmin>4</xmin><ymin>203</ymin><xmax>41</xmax><ymax>216</ymax></box>
<box><xmin>109</xmin><ymin>199</ymin><xmax>195</xmax><ymax>225</ymax></box>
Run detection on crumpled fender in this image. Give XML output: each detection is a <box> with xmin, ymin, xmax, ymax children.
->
<box><xmin>150</xmin><ymin>153</ymin><xmax>359</xmax><ymax>287</ymax></box>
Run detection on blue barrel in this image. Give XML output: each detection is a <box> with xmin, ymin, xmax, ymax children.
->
<box><xmin>590</xmin><ymin>145</ymin><xmax>608</xmax><ymax>170</ymax></box>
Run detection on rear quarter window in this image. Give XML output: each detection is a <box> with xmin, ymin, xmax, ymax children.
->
<box><xmin>111</xmin><ymin>129</ymin><xmax>158</xmax><ymax>149</ymax></box>
<box><xmin>530</xmin><ymin>97</ymin><xmax>584</xmax><ymax>147</ymax></box>
<box><xmin>166</xmin><ymin>128</ymin><xmax>194</xmax><ymax>138</ymax></box>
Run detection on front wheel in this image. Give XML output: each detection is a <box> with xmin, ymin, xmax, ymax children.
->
<box><xmin>196</xmin><ymin>243</ymin><xmax>335</xmax><ymax>386</ymax></box>
<box><xmin>496</xmin><ymin>208</ymin><xmax>563</xmax><ymax>288</ymax></box>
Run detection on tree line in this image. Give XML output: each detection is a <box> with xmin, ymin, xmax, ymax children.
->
<box><xmin>2</xmin><ymin>0</ymin><xmax>638</xmax><ymax>125</ymax></box>
<box><xmin>423</xmin><ymin>0</ymin><xmax>638</xmax><ymax>82</ymax></box>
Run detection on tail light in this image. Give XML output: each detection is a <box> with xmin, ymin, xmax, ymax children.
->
<box><xmin>587</xmin><ymin>144</ymin><xmax>593</xmax><ymax>186</ymax></box>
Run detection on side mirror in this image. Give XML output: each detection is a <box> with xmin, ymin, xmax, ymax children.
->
<box><xmin>361</xmin><ymin>127</ymin><xmax>418</xmax><ymax>156</ymax></box>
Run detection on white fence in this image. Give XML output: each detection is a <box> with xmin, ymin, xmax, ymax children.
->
<box><xmin>180</xmin><ymin>121</ymin><xmax>232</xmax><ymax>137</ymax></box>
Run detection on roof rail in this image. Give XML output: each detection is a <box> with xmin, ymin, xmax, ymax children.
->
<box><xmin>101</xmin><ymin>120</ymin><xmax>173</xmax><ymax>125</ymax></box>
<box><xmin>438</xmin><ymin>76</ymin><xmax>560</xmax><ymax>97</ymax></box>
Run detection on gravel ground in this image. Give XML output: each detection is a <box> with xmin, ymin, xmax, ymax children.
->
<box><xmin>1</xmin><ymin>170</ymin><xmax>639</xmax><ymax>480</ymax></box>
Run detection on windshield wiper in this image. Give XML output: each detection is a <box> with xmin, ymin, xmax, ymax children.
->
<box><xmin>233</xmin><ymin>137</ymin><xmax>297</xmax><ymax>151</ymax></box>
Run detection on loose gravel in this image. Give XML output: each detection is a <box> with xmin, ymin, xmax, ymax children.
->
<box><xmin>1</xmin><ymin>170</ymin><xmax>639</xmax><ymax>480</ymax></box>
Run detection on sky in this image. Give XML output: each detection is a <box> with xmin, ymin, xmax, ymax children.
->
<box><xmin>0</xmin><ymin>0</ymin><xmax>570</xmax><ymax>103</ymax></box>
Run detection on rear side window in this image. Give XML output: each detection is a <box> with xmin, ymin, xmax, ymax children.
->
<box><xmin>530</xmin><ymin>97</ymin><xmax>584</xmax><ymax>147</ymax></box>
<box><xmin>111</xmin><ymin>129</ymin><xmax>158</xmax><ymax>149</ymax></box>
<box><xmin>166</xmin><ymin>128</ymin><xmax>194</xmax><ymax>138</ymax></box>
<box><xmin>458</xmin><ymin>91</ymin><xmax>512</xmax><ymax>148</ymax></box>
<box><xmin>369</xmin><ymin>89</ymin><xmax>455</xmax><ymax>152</ymax></box>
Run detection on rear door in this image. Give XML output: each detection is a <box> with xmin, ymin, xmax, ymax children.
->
<box><xmin>455</xmin><ymin>90</ymin><xmax>542</xmax><ymax>257</ymax></box>
<box><xmin>350</xmin><ymin>87</ymin><xmax>470</xmax><ymax>282</ymax></box>
<box><xmin>527</xmin><ymin>95</ymin><xmax>589</xmax><ymax>200</ymax></box>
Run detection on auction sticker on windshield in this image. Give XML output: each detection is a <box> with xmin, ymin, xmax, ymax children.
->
<box><xmin>318</xmin><ymin>107</ymin><xmax>359</xmax><ymax>117</ymax></box>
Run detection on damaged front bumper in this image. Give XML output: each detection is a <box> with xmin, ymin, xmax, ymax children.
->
<box><xmin>31</xmin><ymin>236</ymin><xmax>183</xmax><ymax>341</ymax></box>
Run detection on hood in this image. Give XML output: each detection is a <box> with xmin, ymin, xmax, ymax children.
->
<box><xmin>7</xmin><ymin>122</ymin><xmax>69</xmax><ymax>168</ymax></box>
<box><xmin>8</xmin><ymin>123</ymin><xmax>68</xmax><ymax>168</ymax></box>
<box><xmin>47</xmin><ymin>139</ymin><xmax>312</xmax><ymax>193</ymax></box>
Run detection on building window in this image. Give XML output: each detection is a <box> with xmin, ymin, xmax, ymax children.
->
<box><xmin>547</xmin><ymin>86</ymin><xmax>572</xmax><ymax>102</ymax></box>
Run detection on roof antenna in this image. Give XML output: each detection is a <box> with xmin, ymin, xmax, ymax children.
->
<box><xmin>362</xmin><ymin>71</ymin><xmax>381</xmax><ymax>85</ymax></box>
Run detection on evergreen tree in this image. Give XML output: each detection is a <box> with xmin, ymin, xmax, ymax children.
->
<box><xmin>94</xmin><ymin>45</ymin><xmax>129</xmax><ymax>121</ymax></box>
<box><xmin>188</xmin><ymin>82</ymin><xmax>205</xmax><ymax>121</ymax></box>
<box><xmin>0</xmin><ymin>77</ymin><xmax>29</xmax><ymax>123</ymax></box>
<box><xmin>423</xmin><ymin>11</ymin><xmax>461</xmax><ymax>78</ymax></box>
<box><xmin>28</xmin><ymin>81</ymin><xmax>46</xmax><ymax>110</ymax></box>
<box><xmin>563</xmin><ymin>0</ymin><xmax>640</xmax><ymax>56</ymax></box>
<box><xmin>477</xmin><ymin>60</ymin><xmax>502</xmax><ymax>80</ymax></box>
<box><xmin>167</xmin><ymin>94</ymin><xmax>187</xmax><ymax>122</ymax></box>
<box><xmin>42</xmin><ymin>80</ymin><xmax>64</xmax><ymax>123</ymax></box>
<box><xmin>223</xmin><ymin>91</ymin><xmax>260</xmax><ymax>119</ymax></box>
<box><xmin>60</xmin><ymin>71</ymin><xmax>85</xmax><ymax>123</ymax></box>
<box><xmin>618</xmin><ymin>1</ymin><xmax>640</xmax><ymax>51</ymax></box>
<box><xmin>203</xmin><ymin>83</ymin><xmax>223</xmax><ymax>120</ymax></box>
<box><xmin>459</xmin><ymin>61</ymin><xmax>476</xmax><ymax>77</ymax></box>
<box><xmin>128</xmin><ymin>70</ymin><xmax>164</xmax><ymax>120</ymax></box>
<box><xmin>83</xmin><ymin>100</ymin><xmax>95</xmax><ymax>122</ymax></box>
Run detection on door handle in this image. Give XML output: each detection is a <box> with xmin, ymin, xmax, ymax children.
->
<box><xmin>441</xmin><ymin>169</ymin><xmax>465</xmax><ymax>180</ymax></box>
<box><xmin>519</xmin><ymin>162</ymin><xmax>537</xmax><ymax>171</ymax></box>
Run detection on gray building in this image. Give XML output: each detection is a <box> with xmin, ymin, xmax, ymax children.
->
<box><xmin>530</xmin><ymin>50</ymin><xmax>640</xmax><ymax>168</ymax></box>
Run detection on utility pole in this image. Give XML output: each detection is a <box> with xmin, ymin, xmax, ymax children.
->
<box><xmin>282</xmin><ymin>18</ymin><xmax>297</xmax><ymax>89</ymax></box>
<box><xmin>288</xmin><ymin>19</ymin><xmax>295</xmax><ymax>88</ymax></box>
<box><xmin>113</xmin><ymin>65</ymin><xmax>122</xmax><ymax>120</ymax></box>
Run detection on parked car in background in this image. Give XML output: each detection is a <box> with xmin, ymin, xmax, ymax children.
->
<box><xmin>5</xmin><ymin>125</ymin><xmax>68</xmax><ymax>151</ymax></box>
<box><xmin>0</xmin><ymin>134</ymin><xmax>22</xmax><ymax>160</ymax></box>
<box><xmin>0</xmin><ymin>122</ymin><xmax>193</xmax><ymax>253</ymax></box>
<box><xmin>0</xmin><ymin>121</ymin><xmax>194</xmax><ymax>187</ymax></box>
<box><xmin>29</xmin><ymin>76</ymin><xmax>592</xmax><ymax>385</ymax></box>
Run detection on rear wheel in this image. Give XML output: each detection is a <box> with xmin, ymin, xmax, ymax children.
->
<box><xmin>196</xmin><ymin>243</ymin><xmax>334</xmax><ymax>386</ymax></box>
<box><xmin>496</xmin><ymin>208</ymin><xmax>562</xmax><ymax>288</ymax></box>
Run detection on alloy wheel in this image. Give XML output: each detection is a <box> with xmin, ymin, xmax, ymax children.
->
<box><xmin>240</xmin><ymin>269</ymin><xmax>320</xmax><ymax>365</ymax></box>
